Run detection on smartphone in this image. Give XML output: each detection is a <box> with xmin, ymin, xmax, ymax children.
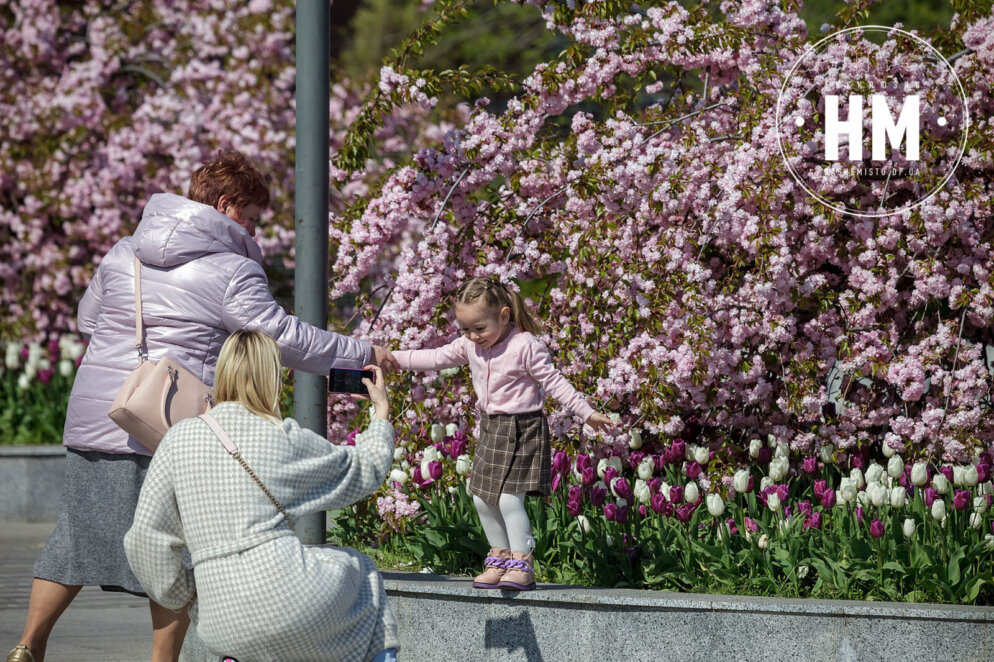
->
<box><xmin>328</xmin><ymin>368</ymin><xmax>375</xmax><ymax>394</ymax></box>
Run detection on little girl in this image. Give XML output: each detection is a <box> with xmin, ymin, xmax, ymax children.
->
<box><xmin>393</xmin><ymin>276</ymin><xmax>612</xmax><ymax>591</ymax></box>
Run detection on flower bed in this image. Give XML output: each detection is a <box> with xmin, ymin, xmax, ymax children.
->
<box><xmin>332</xmin><ymin>420</ymin><xmax>994</xmax><ymax>605</ymax></box>
<box><xmin>0</xmin><ymin>336</ymin><xmax>85</xmax><ymax>445</ymax></box>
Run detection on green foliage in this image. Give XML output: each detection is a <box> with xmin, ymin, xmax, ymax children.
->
<box><xmin>0</xmin><ymin>370</ymin><xmax>72</xmax><ymax>445</ymax></box>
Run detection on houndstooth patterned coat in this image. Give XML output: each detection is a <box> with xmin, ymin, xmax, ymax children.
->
<box><xmin>124</xmin><ymin>401</ymin><xmax>398</xmax><ymax>662</ymax></box>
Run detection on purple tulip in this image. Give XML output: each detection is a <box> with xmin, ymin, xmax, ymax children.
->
<box><xmin>924</xmin><ymin>487</ymin><xmax>937</xmax><ymax>507</ymax></box>
<box><xmin>450</xmin><ymin>437</ymin><xmax>467</xmax><ymax>459</ymax></box>
<box><xmin>613</xmin><ymin>477</ymin><xmax>634</xmax><ymax>502</ymax></box>
<box><xmin>820</xmin><ymin>489</ymin><xmax>836</xmax><ymax>509</ymax></box>
<box><xmin>552</xmin><ymin>450</ymin><xmax>570</xmax><ymax>475</ymax></box>
<box><xmin>575</xmin><ymin>454</ymin><xmax>592</xmax><ymax>473</ymax></box>
<box><xmin>746</xmin><ymin>476</ymin><xmax>755</xmax><ymax>492</ymax></box>
<box><xmin>591</xmin><ymin>484</ymin><xmax>607</xmax><ymax>507</ymax></box>
<box><xmin>47</xmin><ymin>339</ymin><xmax>60</xmax><ymax>360</ymax></box>
<box><xmin>604</xmin><ymin>503</ymin><xmax>618</xmax><ymax>522</ymax></box>
<box><xmin>603</xmin><ymin>466</ymin><xmax>619</xmax><ymax>485</ymax></box>
<box><xmin>630</xmin><ymin>451</ymin><xmax>645</xmax><ymax>467</ymax></box>
<box><xmin>671</xmin><ymin>439</ymin><xmax>686</xmax><ymax>460</ymax></box>
<box><xmin>856</xmin><ymin>507</ymin><xmax>865</xmax><ymax>524</ymax></box>
<box><xmin>804</xmin><ymin>512</ymin><xmax>822</xmax><ymax>530</ymax></box>
<box><xmin>940</xmin><ymin>465</ymin><xmax>954</xmax><ymax>483</ymax></box>
<box><xmin>639</xmin><ymin>504</ymin><xmax>648</xmax><ymax>518</ymax></box>
<box><xmin>654</xmin><ymin>453</ymin><xmax>667</xmax><ymax>471</ymax></box>
<box><xmin>669</xmin><ymin>485</ymin><xmax>684</xmax><ymax>503</ymax></box>
<box><xmin>725</xmin><ymin>518</ymin><xmax>739</xmax><ymax>535</ymax></box>
<box><xmin>953</xmin><ymin>489</ymin><xmax>970</xmax><ymax>511</ymax></box>
<box><xmin>650</xmin><ymin>493</ymin><xmax>668</xmax><ymax>514</ymax></box>
<box><xmin>757</xmin><ymin>447</ymin><xmax>774</xmax><ymax>465</ymax></box>
<box><xmin>646</xmin><ymin>478</ymin><xmax>661</xmax><ymax>495</ymax></box>
<box><xmin>803</xmin><ymin>457</ymin><xmax>818</xmax><ymax>474</ymax></box>
<box><xmin>685</xmin><ymin>461</ymin><xmax>702</xmax><ymax>479</ymax></box>
<box><xmin>979</xmin><ymin>463</ymin><xmax>991</xmax><ymax>484</ymax></box>
<box><xmin>675</xmin><ymin>503</ymin><xmax>695</xmax><ymax>523</ymax></box>
<box><xmin>567</xmin><ymin>499</ymin><xmax>582</xmax><ymax>517</ymax></box>
<box><xmin>568</xmin><ymin>485</ymin><xmax>583</xmax><ymax>503</ymax></box>
<box><xmin>616</xmin><ymin>505</ymin><xmax>629</xmax><ymax>524</ymax></box>
<box><xmin>813</xmin><ymin>480</ymin><xmax>828</xmax><ymax>497</ymax></box>
<box><xmin>743</xmin><ymin>517</ymin><xmax>759</xmax><ymax>533</ymax></box>
<box><xmin>796</xmin><ymin>500</ymin><xmax>812</xmax><ymax>516</ymax></box>
<box><xmin>551</xmin><ymin>474</ymin><xmax>562</xmax><ymax>493</ymax></box>
<box><xmin>851</xmin><ymin>453</ymin><xmax>864</xmax><ymax>470</ymax></box>
<box><xmin>581</xmin><ymin>466</ymin><xmax>596</xmax><ymax>486</ymax></box>
<box><xmin>869</xmin><ymin>519</ymin><xmax>885</xmax><ymax>538</ymax></box>
<box><xmin>428</xmin><ymin>460</ymin><xmax>443</xmax><ymax>481</ymax></box>
<box><xmin>776</xmin><ymin>484</ymin><xmax>789</xmax><ymax>502</ymax></box>
<box><xmin>38</xmin><ymin>369</ymin><xmax>54</xmax><ymax>384</ymax></box>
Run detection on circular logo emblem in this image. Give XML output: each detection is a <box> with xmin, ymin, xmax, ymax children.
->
<box><xmin>775</xmin><ymin>26</ymin><xmax>969</xmax><ymax>218</ymax></box>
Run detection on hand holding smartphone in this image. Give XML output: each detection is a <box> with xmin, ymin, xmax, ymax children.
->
<box><xmin>330</xmin><ymin>365</ymin><xmax>389</xmax><ymax>421</ymax></box>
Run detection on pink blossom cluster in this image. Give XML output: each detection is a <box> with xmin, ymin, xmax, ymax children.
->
<box><xmin>329</xmin><ymin>0</ymin><xmax>994</xmax><ymax>468</ymax></box>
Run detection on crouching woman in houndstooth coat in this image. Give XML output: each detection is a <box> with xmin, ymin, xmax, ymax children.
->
<box><xmin>124</xmin><ymin>330</ymin><xmax>399</xmax><ymax>662</ymax></box>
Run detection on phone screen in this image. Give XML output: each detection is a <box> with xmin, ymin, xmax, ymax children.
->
<box><xmin>328</xmin><ymin>368</ymin><xmax>375</xmax><ymax>394</ymax></box>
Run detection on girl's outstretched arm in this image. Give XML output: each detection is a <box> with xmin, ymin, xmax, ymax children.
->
<box><xmin>525</xmin><ymin>339</ymin><xmax>600</xmax><ymax>422</ymax></box>
<box><xmin>394</xmin><ymin>336</ymin><xmax>470</xmax><ymax>372</ymax></box>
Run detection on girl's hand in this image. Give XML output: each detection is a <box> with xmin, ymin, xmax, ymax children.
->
<box><xmin>585</xmin><ymin>412</ymin><xmax>614</xmax><ymax>432</ymax></box>
<box><xmin>356</xmin><ymin>365</ymin><xmax>389</xmax><ymax>420</ymax></box>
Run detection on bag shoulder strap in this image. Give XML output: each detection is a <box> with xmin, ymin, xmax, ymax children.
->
<box><xmin>133</xmin><ymin>256</ymin><xmax>146</xmax><ymax>358</ymax></box>
<box><xmin>199</xmin><ymin>412</ymin><xmax>294</xmax><ymax>530</ymax></box>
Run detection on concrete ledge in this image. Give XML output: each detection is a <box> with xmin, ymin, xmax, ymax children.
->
<box><xmin>382</xmin><ymin>572</ymin><xmax>994</xmax><ymax>662</ymax></box>
<box><xmin>0</xmin><ymin>446</ymin><xmax>65</xmax><ymax>522</ymax></box>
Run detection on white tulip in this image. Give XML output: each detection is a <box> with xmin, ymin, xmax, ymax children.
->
<box><xmin>17</xmin><ymin>373</ymin><xmax>30</xmax><ymax>390</ymax></box>
<box><xmin>659</xmin><ymin>481</ymin><xmax>671</xmax><ymax>501</ymax></box>
<box><xmin>429</xmin><ymin>424</ymin><xmax>445</xmax><ymax>444</ymax></box>
<box><xmin>931</xmin><ymin>499</ymin><xmax>947</xmax><ymax>521</ymax></box>
<box><xmin>58</xmin><ymin>359</ymin><xmax>74</xmax><ymax>377</ymax></box>
<box><xmin>448</xmin><ymin>486</ymin><xmax>459</xmax><ymax>495</ymax></box>
<box><xmin>633</xmin><ymin>479</ymin><xmax>652</xmax><ymax>504</ymax></box>
<box><xmin>455</xmin><ymin>454</ymin><xmax>472</xmax><ymax>475</ymax></box>
<box><xmin>856</xmin><ymin>490</ymin><xmax>870</xmax><ymax>508</ymax></box>
<box><xmin>890</xmin><ymin>486</ymin><xmax>906</xmax><ymax>509</ymax></box>
<box><xmin>986</xmin><ymin>534</ymin><xmax>994</xmax><ymax>550</ymax></box>
<box><xmin>839</xmin><ymin>478</ymin><xmax>857</xmax><ymax>503</ymax></box>
<box><xmin>684</xmin><ymin>482</ymin><xmax>699</xmax><ymax>504</ymax></box>
<box><xmin>605</xmin><ymin>535</ymin><xmax>615</xmax><ymax>546</ymax></box>
<box><xmin>798</xmin><ymin>565</ymin><xmax>810</xmax><ymax>580</ymax></box>
<box><xmin>767</xmin><ymin>492</ymin><xmax>781</xmax><ymax>512</ymax></box>
<box><xmin>974</xmin><ymin>496</ymin><xmax>988</xmax><ymax>514</ymax></box>
<box><xmin>882</xmin><ymin>441</ymin><xmax>896</xmax><ymax>458</ymax></box>
<box><xmin>388</xmin><ymin>469</ymin><xmax>408</xmax><ymax>484</ymax></box>
<box><xmin>758</xmin><ymin>534</ymin><xmax>769</xmax><ymax>549</ymax></box>
<box><xmin>23</xmin><ymin>363</ymin><xmax>36</xmax><ymax>380</ymax></box>
<box><xmin>980</xmin><ymin>481</ymin><xmax>994</xmax><ymax>496</ymax></box>
<box><xmin>440</xmin><ymin>367</ymin><xmax>460</xmax><ymax>378</ymax></box>
<box><xmin>850</xmin><ymin>468</ymin><xmax>865</xmax><ymax>490</ymax></box>
<box><xmin>393</xmin><ymin>447</ymin><xmax>406</xmax><ymax>460</ymax></box>
<box><xmin>865</xmin><ymin>484</ymin><xmax>884</xmax><ymax>507</ymax></box>
<box><xmin>971</xmin><ymin>513</ymin><xmax>984</xmax><ymax>529</ymax></box>
<box><xmin>401</xmin><ymin>460</ymin><xmax>410</xmax><ymax>470</ymax></box>
<box><xmin>706</xmin><ymin>493</ymin><xmax>725</xmax><ymax>517</ymax></box>
<box><xmin>616</xmin><ymin>498</ymin><xmax>628</xmax><ymax>510</ymax></box>
<box><xmin>953</xmin><ymin>465</ymin><xmax>966</xmax><ymax>486</ymax></box>
<box><xmin>769</xmin><ymin>457</ymin><xmax>789</xmax><ymax>482</ymax></box>
<box><xmin>629</xmin><ymin>429</ymin><xmax>643</xmax><ymax>450</ymax></box>
<box><xmin>733</xmin><ymin>469</ymin><xmax>751</xmax><ymax>493</ymax></box>
<box><xmin>749</xmin><ymin>438</ymin><xmax>763</xmax><ymax>458</ymax></box>
<box><xmin>445</xmin><ymin>423</ymin><xmax>458</xmax><ymax>437</ymax></box>
<box><xmin>637</xmin><ymin>457</ymin><xmax>654</xmax><ymax>481</ymax></box>
<box><xmin>774</xmin><ymin>443</ymin><xmax>788</xmax><ymax>459</ymax></box>
<box><xmin>964</xmin><ymin>465</ymin><xmax>979</xmax><ymax>487</ymax></box>
<box><xmin>760</xmin><ymin>476</ymin><xmax>774</xmax><ymax>492</ymax></box>
<box><xmin>819</xmin><ymin>443</ymin><xmax>835</xmax><ymax>464</ymax></box>
<box><xmin>422</xmin><ymin>447</ymin><xmax>440</xmax><ymax>463</ymax></box>
<box><xmin>910</xmin><ymin>462</ymin><xmax>928</xmax><ymax>486</ymax></box>
<box><xmin>577</xmin><ymin>515</ymin><xmax>591</xmax><ymax>534</ymax></box>
<box><xmin>5</xmin><ymin>342</ymin><xmax>21</xmax><ymax>369</ymax></box>
<box><xmin>887</xmin><ymin>455</ymin><xmax>904</xmax><ymax>479</ymax></box>
<box><xmin>694</xmin><ymin>446</ymin><xmax>709</xmax><ymax>465</ymax></box>
<box><xmin>932</xmin><ymin>473</ymin><xmax>950</xmax><ymax>495</ymax></box>
<box><xmin>865</xmin><ymin>463</ymin><xmax>885</xmax><ymax>485</ymax></box>
<box><xmin>903</xmin><ymin>518</ymin><xmax>916</xmax><ymax>537</ymax></box>
<box><xmin>685</xmin><ymin>444</ymin><xmax>696</xmax><ymax>462</ymax></box>
<box><xmin>767</xmin><ymin>434</ymin><xmax>778</xmax><ymax>448</ymax></box>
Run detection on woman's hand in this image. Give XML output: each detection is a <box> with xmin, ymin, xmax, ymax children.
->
<box><xmin>358</xmin><ymin>364</ymin><xmax>389</xmax><ymax>420</ymax></box>
<box><xmin>585</xmin><ymin>412</ymin><xmax>614</xmax><ymax>432</ymax></box>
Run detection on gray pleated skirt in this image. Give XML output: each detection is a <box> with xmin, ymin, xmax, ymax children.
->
<box><xmin>34</xmin><ymin>448</ymin><xmax>152</xmax><ymax>595</ymax></box>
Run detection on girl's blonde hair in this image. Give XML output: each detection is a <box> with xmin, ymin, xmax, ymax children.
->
<box><xmin>454</xmin><ymin>276</ymin><xmax>539</xmax><ymax>334</ymax></box>
<box><xmin>214</xmin><ymin>330</ymin><xmax>283</xmax><ymax>425</ymax></box>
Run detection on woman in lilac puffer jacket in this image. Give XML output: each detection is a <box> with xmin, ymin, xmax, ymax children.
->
<box><xmin>6</xmin><ymin>151</ymin><xmax>394</xmax><ymax>662</ymax></box>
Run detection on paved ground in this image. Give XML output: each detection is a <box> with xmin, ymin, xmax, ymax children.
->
<box><xmin>0</xmin><ymin>522</ymin><xmax>155</xmax><ymax>661</ymax></box>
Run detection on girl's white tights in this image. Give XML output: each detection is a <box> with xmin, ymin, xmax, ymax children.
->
<box><xmin>473</xmin><ymin>493</ymin><xmax>535</xmax><ymax>554</ymax></box>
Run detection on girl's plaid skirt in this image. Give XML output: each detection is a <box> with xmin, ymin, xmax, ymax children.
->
<box><xmin>470</xmin><ymin>410</ymin><xmax>551</xmax><ymax>507</ymax></box>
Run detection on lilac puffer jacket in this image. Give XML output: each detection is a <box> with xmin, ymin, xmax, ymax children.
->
<box><xmin>64</xmin><ymin>192</ymin><xmax>372</xmax><ymax>456</ymax></box>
